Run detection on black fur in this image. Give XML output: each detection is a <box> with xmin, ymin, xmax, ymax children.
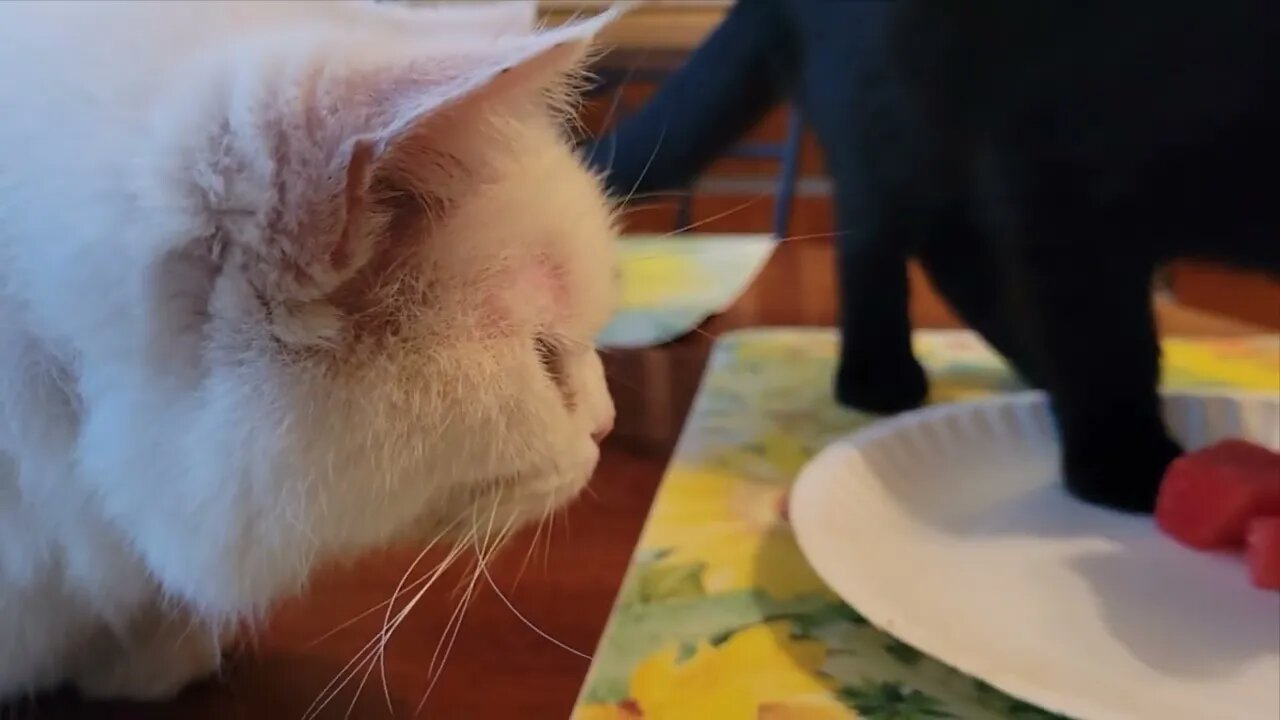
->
<box><xmin>589</xmin><ymin>0</ymin><xmax>1280</xmax><ymax>512</ymax></box>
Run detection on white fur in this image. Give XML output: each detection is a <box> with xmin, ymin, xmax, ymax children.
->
<box><xmin>0</xmin><ymin>0</ymin><xmax>619</xmax><ymax>700</ymax></box>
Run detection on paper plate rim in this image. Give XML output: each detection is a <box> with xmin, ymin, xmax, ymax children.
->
<box><xmin>790</xmin><ymin>389</ymin><xmax>1280</xmax><ymax>720</ymax></box>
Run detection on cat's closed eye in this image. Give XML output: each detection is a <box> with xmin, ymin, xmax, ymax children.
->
<box><xmin>535</xmin><ymin>334</ymin><xmax>575</xmax><ymax>410</ymax></box>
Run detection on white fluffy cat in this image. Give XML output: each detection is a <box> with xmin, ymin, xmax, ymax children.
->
<box><xmin>0</xmin><ymin>0</ymin><xmax>620</xmax><ymax>701</ymax></box>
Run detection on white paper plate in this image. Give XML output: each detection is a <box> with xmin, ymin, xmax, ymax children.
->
<box><xmin>791</xmin><ymin>391</ymin><xmax>1280</xmax><ymax>720</ymax></box>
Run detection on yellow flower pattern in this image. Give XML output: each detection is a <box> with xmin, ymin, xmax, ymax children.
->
<box><xmin>640</xmin><ymin>467</ymin><xmax>828</xmax><ymax>600</ymax></box>
<box><xmin>573</xmin><ymin>329</ymin><xmax>1280</xmax><ymax>719</ymax></box>
<box><xmin>628</xmin><ymin>623</ymin><xmax>835</xmax><ymax>719</ymax></box>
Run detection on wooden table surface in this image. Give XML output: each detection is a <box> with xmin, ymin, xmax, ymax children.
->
<box><xmin>17</xmin><ymin>238</ymin><xmax>1263</xmax><ymax>720</ymax></box>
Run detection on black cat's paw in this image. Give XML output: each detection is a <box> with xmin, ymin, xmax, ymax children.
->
<box><xmin>1062</xmin><ymin>431</ymin><xmax>1183</xmax><ymax>513</ymax></box>
<box><xmin>835</xmin><ymin>355</ymin><xmax>928</xmax><ymax>415</ymax></box>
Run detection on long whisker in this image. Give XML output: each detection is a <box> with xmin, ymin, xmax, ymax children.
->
<box><xmin>302</xmin><ymin>617</ymin><xmax>393</xmax><ymax>720</ymax></box>
<box><xmin>618</xmin><ymin>124</ymin><xmax>667</xmax><ymax>209</ymax></box>
<box><xmin>305</xmin><ymin>517</ymin><xmax>463</xmax><ymax>649</ymax></box>
<box><xmin>657</xmin><ymin>192</ymin><xmax>770</xmax><ymax>238</ymax></box>
<box><xmin>480</xmin><ymin>564</ymin><xmax>591</xmax><ymax>660</ymax></box>
<box><xmin>416</xmin><ymin>508</ymin><xmax>515</xmax><ymax>717</ymax></box>
<box><xmin>300</xmin><ymin>538</ymin><xmax>469</xmax><ymax>720</ymax></box>
<box><xmin>344</xmin><ymin>652</ymin><xmax>380</xmax><ymax>720</ymax></box>
<box><xmin>620</xmin><ymin>190</ymin><xmax>698</xmax><ymax>203</ymax></box>
<box><xmin>592</xmin><ymin>53</ymin><xmax>645</xmax><ymax>174</ymax></box>
<box><xmin>773</xmin><ymin>229</ymin><xmax>847</xmax><ymax>244</ymax></box>
<box><xmin>513</xmin><ymin>498</ymin><xmax>554</xmax><ymax>590</ymax></box>
<box><xmin>301</xmin><ymin>619</ymin><xmax>387</xmax><ymax>720</ymax></box>
<box><xmin>543</xmin><ymin>501</ymin><xmax>556</xmax><ymax>572</ymax></box>
<box><xmin>414</xmin><ymin>567</ymin><xmax>481</xmax><ymax>717</ymax></box>
<box><xmin>377</xmin><ymin>516</ymin><xmax>465</xmax><ymax>715</ymax></box>
<box><xmin>425</xmin><ymin>494</ymin><xmax>501</xmax><ymax>682</ymax></box>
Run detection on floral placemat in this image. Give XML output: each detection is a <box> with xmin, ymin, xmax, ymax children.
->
<box><xmin>596</xmin><ymin>234</ymin><xmax>775</xmax><ymax>349</ymax></box>
<box><xmin>573</xmin><ymin>328</ymin><xmax>1280</xmax><ymax>720</ymax></box>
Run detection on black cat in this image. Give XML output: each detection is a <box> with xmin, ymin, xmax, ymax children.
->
<box><xmin>588</xmin><ymin>0</ymin><xmax>1280</xmax><ymax>512</ymax></box>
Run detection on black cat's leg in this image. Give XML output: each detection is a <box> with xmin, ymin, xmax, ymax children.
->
<box><xmin>1012</xmin><ymin>247</ymin><xmax>1180</xmax><ymax>512</ymax></box>
<box><xmin>584</xmin><ymin>0</ymin><xmax>791</xmax><ymax>198</ymax></box>
<box><xmin>797</xmin><ymin>2</ymin><xmax>929</xmax><ymax>415</ymax></box>
<box><xmin>831</xmin><ymin>189</ymin><xmax>928</xmax><ymax>414</ymax></box>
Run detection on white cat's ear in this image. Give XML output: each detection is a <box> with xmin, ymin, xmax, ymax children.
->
<box><xmin>232</xmin><ymin>7</ymin><xmax>623</xmax><ymax>304</ymax></box>
<box><xmin>352</xmin><ymin>7</ymin><xmax>620</xmax><ymax>151</ymax></box>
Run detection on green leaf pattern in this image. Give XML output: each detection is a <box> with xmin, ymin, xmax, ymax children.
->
<box><xmin>572</xmin><ymin>329</ymin><xmax>1280</xmax><ymax>719</ymax></box>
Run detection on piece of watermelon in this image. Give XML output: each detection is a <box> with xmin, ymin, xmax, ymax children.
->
<box><xmin>1155</xmin><ymin>439</ymin><xmax>1280</xmax><ymax>550</ymax></box>
<box><xmin>1246</xmin><ymin>517</ymin><xmax>1280</xmax><ymax>590</ymax></box>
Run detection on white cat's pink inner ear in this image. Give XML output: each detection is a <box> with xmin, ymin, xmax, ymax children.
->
<box><xmin>332</xmin><ymin>139</ymin><xmax>377</xmax><ymax>273</ymax></box>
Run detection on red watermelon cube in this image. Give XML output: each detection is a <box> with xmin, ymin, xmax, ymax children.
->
<box><xmin>1246</xmin><ymin>517</ymin><xmax>1280</xmax><ymax>590</ymax></box>
<box><xmin>1155</xmin><ymin>439</ymin><xmax>1280</xmax><ymax>550</ymax></box>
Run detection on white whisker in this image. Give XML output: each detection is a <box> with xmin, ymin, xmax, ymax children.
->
<box><xmin>301</xmin><ymin>538</ymin><xmax>469</xmax><ymax>720</ymax></box>
<box><xmin>618</xmin><ymin>124</ymin><xmax>666</xmax><ymax>209</ymax></box>
<box><xmin>592</xmin><ymin>53</ymin><xmax>645</xmax><ymax>174</ymax></box>
<box><xmin>480</xmin><ymin>564</ymin><xmax>591</xmax><ymax>660</ymax></box>
<box><xmin>658</xmin><ymin>192</ymin><xmax>770</xmax><ymax>237</ymax></box>
<box><xmin>305</xmin><ymin>517</ymin><xmax>462</xmax><ymax>649</ymax></box>
<box><xmin>416</xmin><ymin>499</ymin><xmax>513</xmax><ymax>717</ymax></box>
<box><xmin>344</xmin><ymin>651</ymin><xmax>379</xmax><ymax>720</ymax></box>
<box><xmin>377</xmin><ymin>517</ymin><xmax>464</xmax><ymax>715</ymax></box>
<box><xmin>512</xmin><ymin>496</ymin><xmax>556</xmax><ymax>589</ymax></box>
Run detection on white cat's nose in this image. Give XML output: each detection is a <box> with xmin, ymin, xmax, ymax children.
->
<box><xmin>591</xmin><ymin>417</ymin><xmax>614</xmax><ymax>444</ymax></box>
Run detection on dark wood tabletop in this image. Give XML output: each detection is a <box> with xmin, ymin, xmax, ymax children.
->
<box><xmin>16</xmin><ymin>238</ymin><xmax>1261</xmax><ymax>720</ymax></box>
